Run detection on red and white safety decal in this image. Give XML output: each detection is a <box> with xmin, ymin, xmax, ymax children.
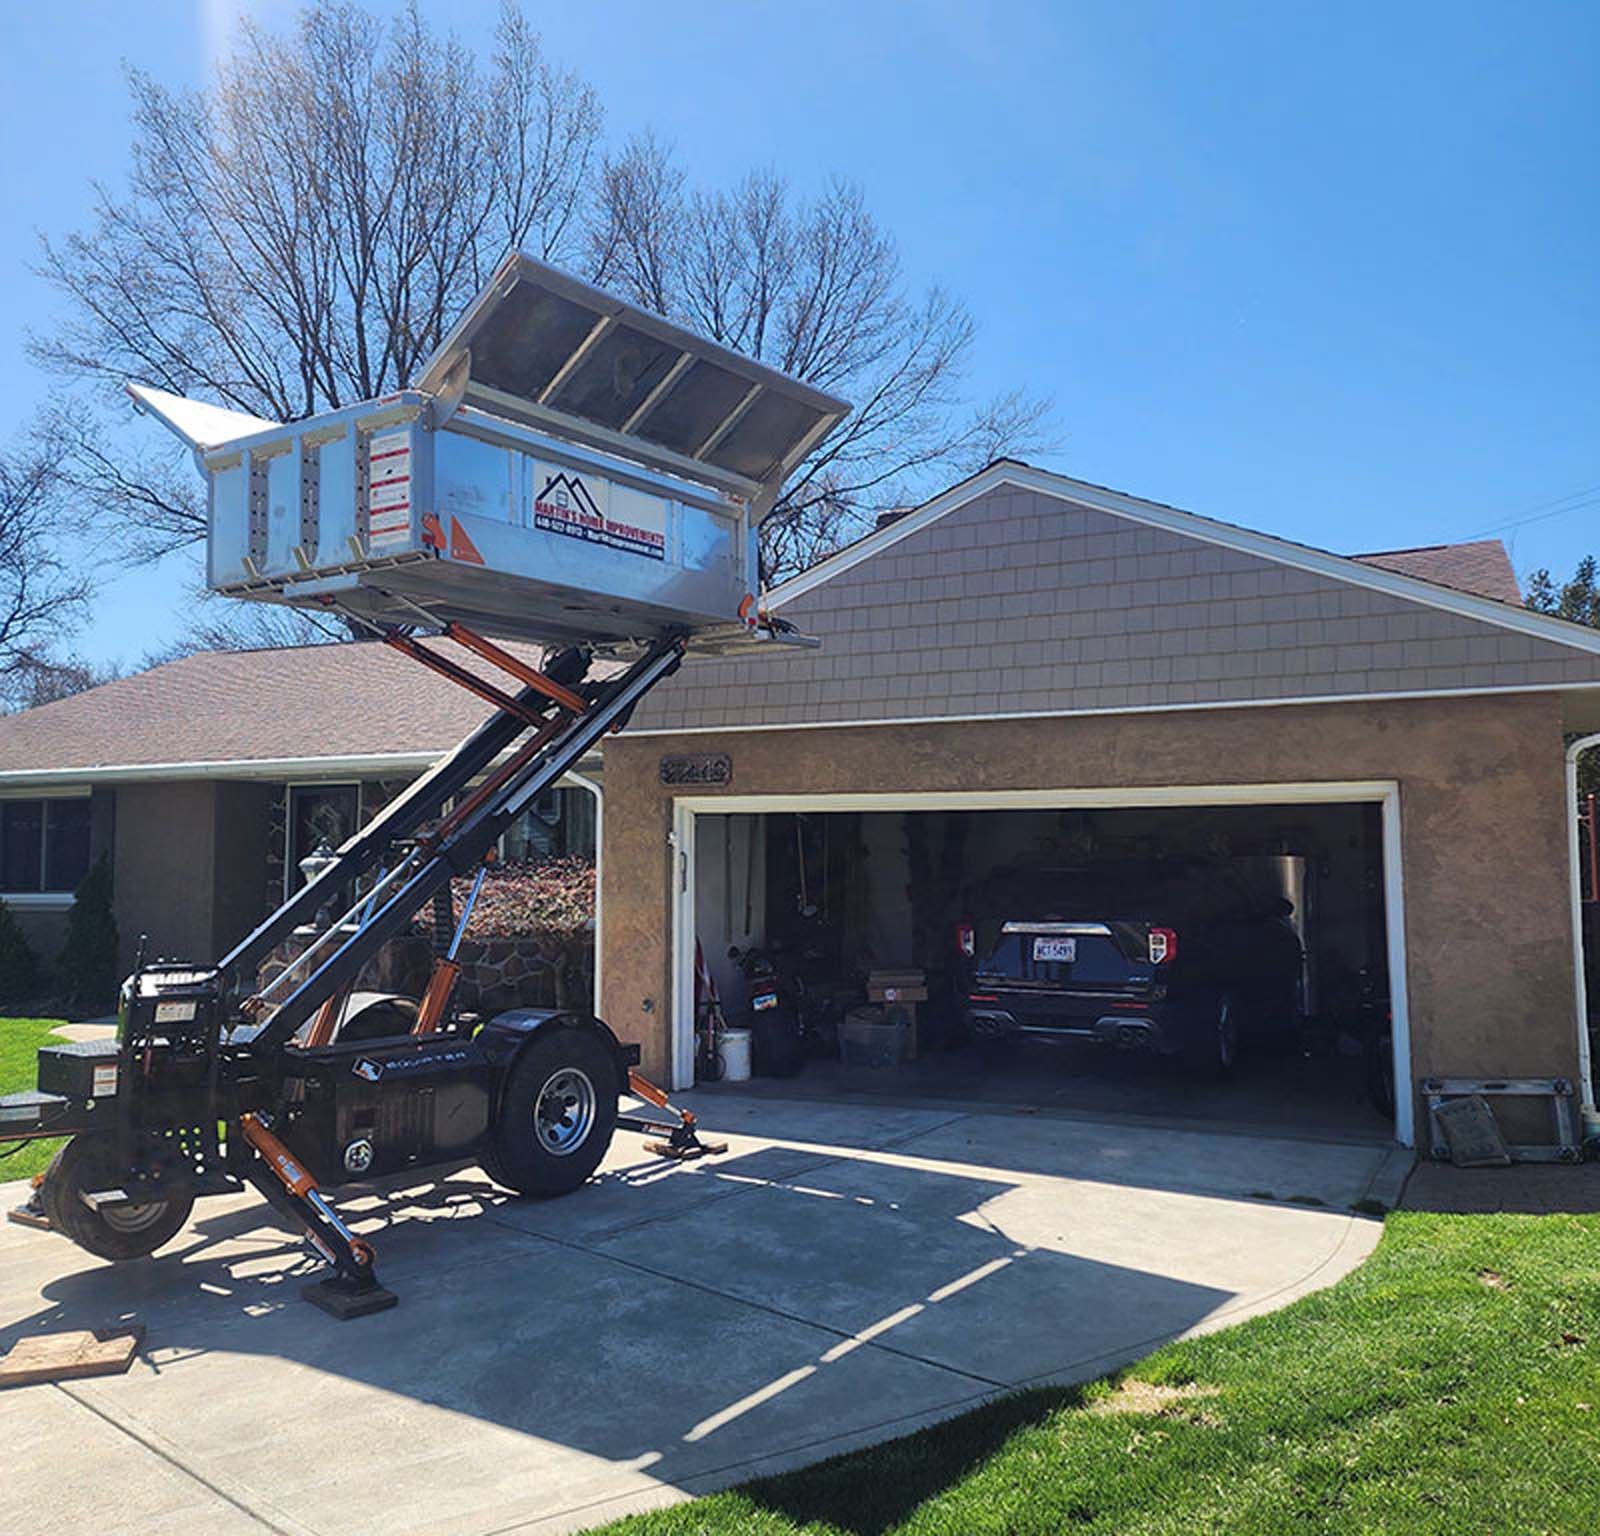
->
<box><xmin>367</xmin><ymin>431</ymin><xmax>413</xmax><ymax>547</ymax></box>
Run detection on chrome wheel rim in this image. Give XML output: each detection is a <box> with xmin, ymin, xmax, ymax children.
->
<box><xmin>534</xmin><ymin>1067</ymin><xmax>596</xmax><ymax>1156</ymax></box>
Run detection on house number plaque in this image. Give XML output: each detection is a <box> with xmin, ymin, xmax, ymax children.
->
<box><xmin>659</xmin><ymin>753</ymin><xmax>733</xmax><ymax>787</ymax></box>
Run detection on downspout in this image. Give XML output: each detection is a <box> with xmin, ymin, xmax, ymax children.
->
<box><xmin>566</xmin><ymin>770</ymin><xmax>603</xmax><ymax>1018</ymax></box>
<box><xmin>1565</xmin><ymin>732</ymin><xmax>1600</xmax><ymax>1137</ymax></box>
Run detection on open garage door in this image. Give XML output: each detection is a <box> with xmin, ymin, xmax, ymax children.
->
<box><xmin>672</xmin><ymin>785</ymin><xmax>1413</xmax><ymax>1146</ymax></box>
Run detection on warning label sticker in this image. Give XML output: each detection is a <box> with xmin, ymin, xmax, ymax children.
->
<box><xmin>367</xmin><ymin>430</ymin><xmax>413</xmax><ymax>547</ymax></box>
<box><xmin>533</xmin><ymin>471</ymin><xmax>666</xmax><ymax>561</ymax></box>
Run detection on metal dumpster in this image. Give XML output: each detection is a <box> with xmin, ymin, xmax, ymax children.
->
<box><xmin>131</xmin><ymin>253</ymin><xmax>849</xmax><ymax>648</ymax></box>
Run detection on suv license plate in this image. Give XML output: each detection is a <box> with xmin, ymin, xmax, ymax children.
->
<box><xmin>1033</xmin><ymin>937</ymin><xmax>1076</xmax><ymax>962</ymax></box>
<box><xmin>753</xmin><ymin>991</ymin><xmax>780</xmax><ymax>1011</ymax></box>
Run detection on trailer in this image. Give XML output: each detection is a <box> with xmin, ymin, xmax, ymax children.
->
<box><xmin>0</xmin><ymin>255</ymin><xmax>848</xmax><ymax>1318</ymax></box>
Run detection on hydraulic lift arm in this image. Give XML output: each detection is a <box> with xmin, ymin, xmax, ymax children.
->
<box><xmin>218</xmin><ymin>670</ymin><xmax>568</xmax><ymax>988</ymax></box>
<box><xmin>245</xmin><ymin>632</ymin><xmax>685</xmax><ymax>1055</ymax></box>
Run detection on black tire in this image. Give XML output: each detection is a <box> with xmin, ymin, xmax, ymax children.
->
<box><xmin>40</xmin><ymin>1135</ymin><xmax>194</xmax><ymax>1261</ymax></box>
<box><xmin>973</xmin><ymin>1029</ymin><xmax>1020</xmax><ymax>1064</ymax></box>
<box><xmin>1184</xmin><ymin>995</ymin><xmax>1239</xmax><ymax>1080</ymax></box>
<box><xmin>486</xmin><ymin>1027</ymin><xmax>618</xmax><ymax>1197</ymax></box>
<box><xmin>697</xmin><ymin>1046</ymin><xmax>727</xmax><ymax>1085</ymax></box>
<box><xmin>1365</xmin><ymin>1030</ymin><xmax>1396</xmax><ymax>1119</ymax></box>
<box><xmin>751</xmin><ymin>1010</ymin><xmax>804</xmax><ymax>1077</ymax></box>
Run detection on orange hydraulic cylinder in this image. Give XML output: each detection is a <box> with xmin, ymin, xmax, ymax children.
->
<box><xmin>413</xmin><ymin>958</ymin><xmax>462</xmax><ymax>1035</ymax></box>
<box><xmin>239</xmin><ymin>1113</ymin><xmax>317</xmax><ymax>1197</ymax></box>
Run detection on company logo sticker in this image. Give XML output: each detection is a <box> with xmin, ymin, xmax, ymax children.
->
<box><xmin>534</xmin><ymin>472</ymin><xmax>665</xmax><ymax>561</ymax></box>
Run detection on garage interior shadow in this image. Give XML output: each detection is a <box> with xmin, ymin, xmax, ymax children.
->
<box><xmin>698</xmin><ymin>801</ymin><xmax>1396</xmax><ymax>1144</ymax></box>
<box><xmin>0</xmin><ymin>1122</ymin><xmax>1268</xmax><ymax>1528</ymax></box>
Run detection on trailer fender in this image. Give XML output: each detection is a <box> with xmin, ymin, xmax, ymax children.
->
<box><xmin>476</xmin><ymin>1009</ymin><xmax>640</xmax><ymax>1099</ymax></box>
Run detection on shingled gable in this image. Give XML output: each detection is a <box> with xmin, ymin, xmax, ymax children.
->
<box><xmin>627</xmin><ymin>462</ymin><xmax>1600</xmax><ymax>734</ymax></box>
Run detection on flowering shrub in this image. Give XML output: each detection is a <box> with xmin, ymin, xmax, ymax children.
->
<box><xmin>412</xmin><ymin>857</ymin><xmax>596</xmax><ymax>1008</ymax></box>
<box><xmin>427</xmin><ymin>856</ymin><xmax>595</xmax><ymax>940</ymax></box>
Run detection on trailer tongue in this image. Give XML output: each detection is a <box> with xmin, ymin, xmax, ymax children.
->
<box><xmin>1</xmin><ymin>254</ymin><xmax>846</xmax><ymax>1316</ymax></box>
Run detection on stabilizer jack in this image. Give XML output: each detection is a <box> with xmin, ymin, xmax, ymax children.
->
<box><xmin>620</xmin><ymin>1070</ymin><xmax>728</xmax><ymax>1160</ymax></box>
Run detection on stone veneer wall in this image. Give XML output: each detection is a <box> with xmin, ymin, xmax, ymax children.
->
<box><xmin>260</xmin><ymin>929</ymin><xmax>593</xmax><ymax>1017</ymax></box>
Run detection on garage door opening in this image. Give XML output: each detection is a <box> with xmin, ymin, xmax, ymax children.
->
<box><xmin>675</xmin><ymin>787</ymin><xmax>1410</xmax><ymax>1145</ymax></box>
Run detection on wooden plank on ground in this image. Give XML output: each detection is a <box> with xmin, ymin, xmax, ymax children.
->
<box><xmin>0</xmin><ymin>1324</ymin><xmax>144</xmax><ymax>1389</ymax></box>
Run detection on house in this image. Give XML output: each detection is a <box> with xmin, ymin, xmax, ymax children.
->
<box><xmin>0</xmin><ymin>637</ymin><xmax>598</xmax><ymax>974</ymax></box>
<box><xmin>4</xmin><ymin>461</ymin><xmax>1597</xmax><ymax>1150</ymax></box>
<box><xmin>598</xmin><ymin>461</ymin><xmax>1600</xmax><ymax>1149</ymax></box>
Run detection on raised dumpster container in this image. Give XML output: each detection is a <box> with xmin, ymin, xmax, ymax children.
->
<box><xmin>131</xmin><ymin>253</ymin><xmax>849</xmax><ymax>648</ymax></box>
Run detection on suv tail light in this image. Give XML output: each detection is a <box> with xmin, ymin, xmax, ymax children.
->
<box><xmin>955</xmin><ymin>920</ymin><xmax>975</xmax><ymax>958</ymax></box>
<box><xmin>1148</xmin><ymin>927</ymin><xmax>1178</xmax><ymax>965</ymax></box>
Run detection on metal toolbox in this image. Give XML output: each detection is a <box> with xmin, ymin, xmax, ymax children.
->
<box><xmin>37</xmin><ymin>1039</ymin><xmax>124</xmax><ymax>1101</ymax></box>
<box><xmin>131</xmin><ymin>254</ymin><xmax>849</xmax><ymax>648</ymax></box>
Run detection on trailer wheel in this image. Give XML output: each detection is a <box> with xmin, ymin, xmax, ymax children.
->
<box><xmin>40</xmin><ymin>1136</ymin><xmax>195</xmax><ymax>1261</ymax></box>
<box><xmin>487</xmin><ymin>1028</ymin><xmax>618</xmax><ymax>1197</ymax></box>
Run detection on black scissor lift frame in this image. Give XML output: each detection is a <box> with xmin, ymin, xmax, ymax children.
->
<box><xmin>0</xmin><ymin>625</ymin><xmax>723</xmax><ymax>1317</ymax></box>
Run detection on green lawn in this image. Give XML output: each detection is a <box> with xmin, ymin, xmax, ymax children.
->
<box><xmin>593</xmin><ymin>1212</ymin><xmax>1600</xmax><ymax>1536</ymax></box>
<box><xmin>0</xmin><ymin>1016</ymin><xmax>70</xmax><ymax>1182</ymax></box>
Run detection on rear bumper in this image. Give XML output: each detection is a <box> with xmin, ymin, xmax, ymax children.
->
<box><xmin>967</xmin><ymin>1005</ymin><xmax>1177</xmax><ymax>1053</ymax></box>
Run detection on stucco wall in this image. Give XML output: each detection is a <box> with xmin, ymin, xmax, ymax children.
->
<box><xmin>600</xmin><ymin>691</ymin><xmax>1578</xmax><ymax>1137</ymax></box>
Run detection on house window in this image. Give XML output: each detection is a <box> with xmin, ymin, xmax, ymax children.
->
<box><xmin>0</xmin><ymin>798</ymin><xmax>93</xmax><ymax>894</ymax></box>
<box><xmin>285</xmin><ymin>784</ymin><xmax>360</xmax><ymax>899</ymax></box>
<box><xmin>500</xmin><ymin>786</ymin><xmax>596</xmax><ymax>862</ymax></box>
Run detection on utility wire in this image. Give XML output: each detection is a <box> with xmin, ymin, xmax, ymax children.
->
<box><xmin>1462</xmin><ymin>480</ymin><xmax>1600</xmax><ymax>540</ymax></box>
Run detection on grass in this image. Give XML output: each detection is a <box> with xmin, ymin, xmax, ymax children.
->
<box><xmin>0</xmin><ymin>1016</ymin><xmax>71</xmax><ymax>1181</ymax></box>
<box><xmin>592</xmin><ymin>1213</ymin><xmax>1600</xmax><ymax>1535</ymax></box>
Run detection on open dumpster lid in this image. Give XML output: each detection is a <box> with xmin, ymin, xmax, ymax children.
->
<box><xmin>126</xmin><ymin>383</ymin><xmax>282</xmax><ymax>454</ymax></box>
<box><xmin>413</xmin><ymin>252</ymin><xmax>850</xmax><ymax>509</ymax></box>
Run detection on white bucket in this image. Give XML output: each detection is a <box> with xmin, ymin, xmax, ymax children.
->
<box><xmin>720</xmin><ymin>1027</ymin><xmax>752</xmax><ymax>1082</ymax></box>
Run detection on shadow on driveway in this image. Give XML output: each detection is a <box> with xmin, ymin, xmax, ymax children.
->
<box><xmin>0</xmin><ymin>1100</ymin><xmax>1376</xmax><ymax>1535</ymax></box>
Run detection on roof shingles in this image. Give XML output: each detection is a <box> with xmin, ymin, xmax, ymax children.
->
<box><xmin>1352</xmin><ymin>539</ymin><xmax>1521</xmax><ymax>604</ymax></box>
<box><xmin>0</xmin><ymin>639</ymin><xmax>534</xmax><ymax>774</ymax></box>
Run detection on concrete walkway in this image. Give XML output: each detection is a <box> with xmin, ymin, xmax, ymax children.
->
<box><xmin>0</xmin><ymin>1093</ymin><xmax>1404</xmax><ymax>1536</ymax></box>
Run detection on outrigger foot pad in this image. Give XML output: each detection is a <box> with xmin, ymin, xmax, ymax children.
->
<box><xmin>303</xmin><ymin>1276</ymin><xmax>399</xmax><ymax>1320</ymax></box>
<box><xmin>622</xmin><ymin>1070</ymin><xmax>727</xmax><ymax>1161</ymax></box>
<box><xmin>644</xmin><ymin>1122</ymin><xmax>729</xmax><ymax>1161</ymax></box>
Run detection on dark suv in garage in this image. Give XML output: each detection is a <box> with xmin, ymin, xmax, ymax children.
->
<box><xmin>958</xmin><ymin>859</ymin><xmax>1304</xmax><ymax>1074</ymax></box>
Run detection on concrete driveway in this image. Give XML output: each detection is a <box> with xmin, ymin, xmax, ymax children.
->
<box><xmin>0</xmin><ymin>1093</ymin><xmax>1404</xmax><ymax>1536</ymax></box>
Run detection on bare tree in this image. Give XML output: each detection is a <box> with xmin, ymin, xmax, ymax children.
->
<box><xmin>0</xmin><ymin>440</ymin><xmax>91</xmax><ymax>704</ymax></box>
<box><xmin>7</xmin><ymin>655</ymin><xmax>125</xmax><ymax>709</ymax></box>
<box><xmin>588</xmin><ymin>147</ymin><xmax>1055</xmax><ymax>580</ymax></box>
<box><xmin>35</xmin><ymin>0</ymin><xmax>1050</xmax><ymax>589</ymax></box>
<box><xmin>141</xmin><ymin>582</ymin><xmax>353</xmax><ymax>665</ymax></box>
<box><xmin>35</xmin><ymin>0</ymin><xmax>599</xmax><ymax>562</ymax></box>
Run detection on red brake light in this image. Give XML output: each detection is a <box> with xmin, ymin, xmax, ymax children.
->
<box><xmin>1149</xmin><ymin>927</ymin><xmax>1178</xmax><ymax>965</ymax></box>
<box><xmin>956</xmin><ymin>921</ymin><xmax>975</xmax><ymax>958</ymax></box>
<box><xmin>969</xmin><ymin>993</ymin><xmax>999</xmax><ymax>1003</ymax></box>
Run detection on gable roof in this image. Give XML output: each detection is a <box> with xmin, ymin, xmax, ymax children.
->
<box><xmin>0</xmin><ymin>637</ymin><xmax>580</xmax><ymax>784</ymax></box>
<box><xmin>1352</xmin><ymin>540</ymin><xmax>1521</xmax><ymax>604</ymax></box>
<box><xmin>627</xmin><ymin>467</ymin><xmax>1600</xmax><ymax>736</ymax></box>
<box><xmin>769</xmin><ymin>461</ymin><xmax>1596</xmax><ymax>659</ymax></box>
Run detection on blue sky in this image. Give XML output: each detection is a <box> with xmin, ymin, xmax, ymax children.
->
<box><xmin>1</xmin><ymin>0</ymin><xmax>1596</xmax><ymax>667</ymax></box>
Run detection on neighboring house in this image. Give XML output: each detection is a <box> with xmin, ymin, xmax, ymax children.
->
<box><xmin>0</xmin><ymin>637</ymin><xmax>598</xmax><ymax>974</ymax></box>
<box><xmin>602</xmin><ymin>461</ymin><xmax>1600</xmax><ymax>1147</ymax></box>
